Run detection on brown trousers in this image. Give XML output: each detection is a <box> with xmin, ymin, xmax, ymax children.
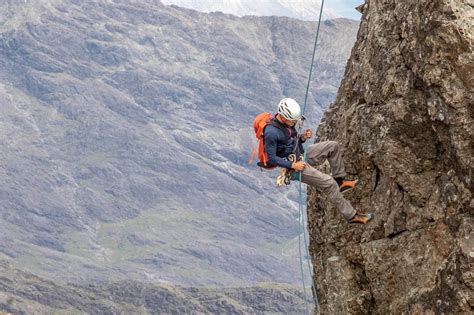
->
<box><xmin>300</xmin><ymin>141</ymin><xmax>356</xmax><ymax>220</ymax></box>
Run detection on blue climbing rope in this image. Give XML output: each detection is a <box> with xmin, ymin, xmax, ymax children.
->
<box><xmin>296</xmin><ymin>1</ymin><xmax>325</xmax><ymax>314</ymax></box>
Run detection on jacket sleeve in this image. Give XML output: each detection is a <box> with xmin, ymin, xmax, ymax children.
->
<box><xmin>264</xmin><ymin>128</ymin><xmax>293</xmax><ymax>169</ymax></box>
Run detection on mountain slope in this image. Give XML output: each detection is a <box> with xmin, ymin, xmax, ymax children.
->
<box><xmin>0</xmin><ymin>260</ymin><xmax>308</xmax><ymax>314</ymax></box>
<box><xmin>161</xmin><ymin>0</ymin><xmax>340</xmax><ymax>20</ymax></box>
<box><xmin>0</xmin><ymin>0</ymin><xmax>358</xmax><ymax>290</ymax></box>
<box><xmin>162</xmin><ymin>0</ymin><xmax>365</xmax><ymax>20</ymax></box>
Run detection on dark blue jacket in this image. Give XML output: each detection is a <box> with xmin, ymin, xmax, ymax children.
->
<box><xmin>263</xmin><ymin>118</ymin><xmax>304</xmax><ymax>169</ymax></box>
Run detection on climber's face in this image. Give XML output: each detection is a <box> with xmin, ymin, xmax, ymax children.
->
<box><xmin>281</xmin><ymin>115</ymin><xmax>297</xmax><ymax>127</ymax></box>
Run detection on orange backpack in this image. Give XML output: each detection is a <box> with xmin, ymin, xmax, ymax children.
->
<box><xmin>248</xmin><ymin>112</ymin><xmax>278</xmax><ymax>169</ymax></box>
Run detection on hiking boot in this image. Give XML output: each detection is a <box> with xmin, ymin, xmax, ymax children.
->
<box><xmin>348</xmin><ymin>213</ymin><xmax>374</xmax><ymax>224</ymax></box>
<box><xmin>339</xmin><ymin>179</ymin><xmax>358</xmax><ymax>193</ymax></box>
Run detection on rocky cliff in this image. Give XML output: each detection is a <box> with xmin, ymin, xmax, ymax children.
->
<box><xmin>308</xmin><ymin>0</ymin><xmax>473</xmax><ymax>314</ymax></box>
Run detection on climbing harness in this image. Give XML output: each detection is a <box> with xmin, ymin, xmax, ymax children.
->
<box><xmin>276</xmin><ymin>153</ymin><xmax>303</xmax><ymax>187</ymax></box>
<box><xmin>276</xmin><ymin>154</ymin><xmax>294</xmax><ymax>187</ymax></box>
<box><xmin>275</xmin><ymin>117</ymin><xmax>306</xmax><ymax>187</ymax></box>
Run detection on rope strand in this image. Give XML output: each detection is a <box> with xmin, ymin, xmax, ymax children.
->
<box><xmin>296</xmin><ymin>1</ymin><xmax>325</xmax><ymax>314</ymax></box>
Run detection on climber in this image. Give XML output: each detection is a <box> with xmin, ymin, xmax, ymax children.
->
<box><xmin>264</xmin><ymin>98</ymin><xmax>374</xmax><ymax>224</ymax></box>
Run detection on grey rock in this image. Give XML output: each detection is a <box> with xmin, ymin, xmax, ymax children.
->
<box><xmin>308</xmin><ymin>0</ymin><xmax>473</xmax><ymax>314</ymax></box>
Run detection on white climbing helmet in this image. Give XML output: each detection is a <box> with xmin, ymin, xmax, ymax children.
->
<box><xmin>277</xmin><ymin>98</ymin><xmax>301</xmax><ymax>121</ymax></box>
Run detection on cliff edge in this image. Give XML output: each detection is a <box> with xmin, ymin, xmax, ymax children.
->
<box><xmin>308</xmin><ymin>0</ymin><xmax>473</xmax><ymax>313</ymax></box>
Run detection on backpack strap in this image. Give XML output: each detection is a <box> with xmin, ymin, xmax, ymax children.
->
<box><xmin>266</xmin><ymin>118</ymin><xmax>292</xmax><ymax>140</ymax></box>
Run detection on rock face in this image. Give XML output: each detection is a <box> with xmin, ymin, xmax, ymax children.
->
<box><xmin>308</xmin><ymin>0</ymin><xmax>473</xmax><ymax>314</ymax></box>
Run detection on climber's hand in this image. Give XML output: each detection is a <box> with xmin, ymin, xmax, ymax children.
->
<box><xmin>302</xmin><ymin>128</ymin><xmax>313</xmax><ymax>140</ymax></box>
<box><xmin>292</xmin><ymin>161</ymin><xmax>306</xmax><ymax>171</ymax></box>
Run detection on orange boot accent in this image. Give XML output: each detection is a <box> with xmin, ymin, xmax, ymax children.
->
<box><xmin>348</xmin><ymin>213</ymin><xmax>374</xmax><ymax>224</ymax></box>
<box><xmin>339</xmin><ymin>179</ymin><xmax>358</xmax><ymax>193</ymax></box>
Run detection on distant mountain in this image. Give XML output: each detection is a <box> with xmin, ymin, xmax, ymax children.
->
<box><xmin>0</xmin><ymin>0</ymin><xmax>358</xmax><ymax>308</ymax></box>
<box><xmin>162</xmin><ymin>0</ymin><xmax>364</xmax><ymax>20</ymax></box>
<box><xmin>0</xmin><ymin>260</ymin><xmax>308</xmax><ymax>314</ymax></box>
